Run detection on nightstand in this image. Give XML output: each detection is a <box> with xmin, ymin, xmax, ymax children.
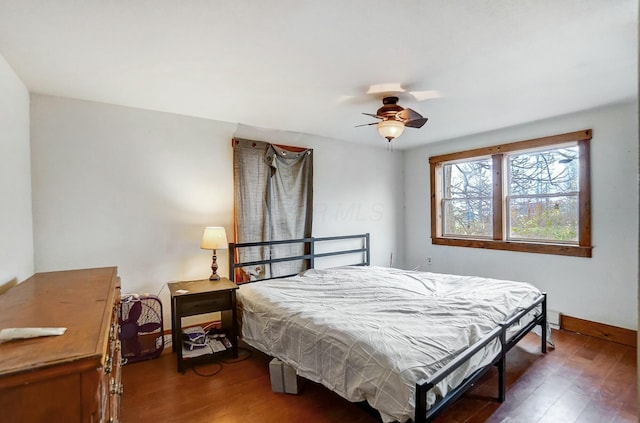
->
<box><xmin>168</xmin><ymin>278</ymin><xmax>239</xmax><ymax>373</ymax></box>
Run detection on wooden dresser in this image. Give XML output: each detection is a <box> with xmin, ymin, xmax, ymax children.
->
<box><xmin>0</xmin><ymin>267</ymin><xmax>122</xmax><ymax>422</ymax></box>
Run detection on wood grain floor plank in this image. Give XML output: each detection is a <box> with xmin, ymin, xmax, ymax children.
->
<box><xmin>536</xmin><ymin>388</ymin><xmax>591</xmax><ymax>423</ymax></box>
<box><xmin>121</xmin><ymin>330</ymin><xmax>636</xmax><ymax>422</ymax></box>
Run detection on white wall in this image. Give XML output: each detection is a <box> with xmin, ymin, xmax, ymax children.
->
<box><xmin>31</xmin><ymin>93</ymin><xmax>636</xmax><ymax>330</ymax></box>
<box><xmin>403</xmin><ymin>101</ymin><xmax>638</xmax><ymax>330</ymax></box>
<box><xmin>30</xmin><ymin>95</ymin><xmax>404</xmax><ymax>319</ymax></box>
<box><xmin>0</xmin><ymin>54</ymin><xmax>33</xmax><ymax>283</ymax></box>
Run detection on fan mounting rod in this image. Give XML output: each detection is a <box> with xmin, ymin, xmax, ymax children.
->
<box><xmin>377</xmin><ymin>96</ymin><xmax>404</xmax><ymax>119</ymax></box>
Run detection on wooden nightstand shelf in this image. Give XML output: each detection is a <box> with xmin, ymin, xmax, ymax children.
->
<box><xmin>168</xmin><ymin>278</ymin><xmax>239</xmax><ymax>373</ymax></box>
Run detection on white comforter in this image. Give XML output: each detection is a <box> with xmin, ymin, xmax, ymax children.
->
<box><xmin>237</xmin><ymin>266</ymin><xmax>543</xmax><ymax>423</ymax></box>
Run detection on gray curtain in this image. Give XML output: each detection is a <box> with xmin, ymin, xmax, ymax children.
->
<box><xmin>233</xmin><ymin>138</ymin><xmax>313</xmax><ymax>280</ymax></box>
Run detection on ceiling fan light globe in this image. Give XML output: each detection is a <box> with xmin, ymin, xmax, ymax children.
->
<box><xmin>377</xmin><ymin>120</ymin><xmax>405</xmax><ymax>141</ymax></box>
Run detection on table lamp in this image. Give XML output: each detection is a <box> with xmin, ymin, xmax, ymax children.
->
<box><xmin>200</xmin><ymin>226</ymin><xmax>228</xmax><ymax>281</ymax></box>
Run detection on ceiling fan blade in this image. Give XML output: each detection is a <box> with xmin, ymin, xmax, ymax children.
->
<box><xmin>409</xmin><ymin>90</ymin><xmax>441</xmax><ymax>101</ymax></box>
<box><xmin>405</xmin><ymin>117</ymin><xmax>429</xmax><ymax>128</ymax></box>
<box><xmin>355</xmin><ymin>122</ymin><xmax>379</xmax><ymax>127</ymax></box>
<box><xmin>397</xmin><ymin>108</ymin><xmax>423</xmax><ymax>122</ymax></box>
<box><xmin>366</xmin><ymin>82</ymin><xmax>405</xmax><ymax>95</ymax></box>
<box><xmin>362</xmin><ymin>112</ymin><xmax>382</xmax><ymax>119</ymax></box>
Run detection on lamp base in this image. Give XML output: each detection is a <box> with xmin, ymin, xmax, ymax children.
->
<box><xmin>210</xmin><ymin>251</ymin><xmax>220</xmax><ymax>281</ymax></box>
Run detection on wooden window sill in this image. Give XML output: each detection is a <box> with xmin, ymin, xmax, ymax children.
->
<box><xmin>432</xmin><ymin>237</ymin><xmax>592</xmax><ymax>258</ymax></box>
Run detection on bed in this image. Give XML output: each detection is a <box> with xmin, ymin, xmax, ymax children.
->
<box><xmin>229</xmin><ymin>234</ymin><xmax>549</xmax><ymax>423</ymax></box>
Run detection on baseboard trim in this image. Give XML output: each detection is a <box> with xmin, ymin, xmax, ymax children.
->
<box><xmin>560</xmin><ymin>314</ymin><xmax>637</xmax><ymax>348</ymax></box>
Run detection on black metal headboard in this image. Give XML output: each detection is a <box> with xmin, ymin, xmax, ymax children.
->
<box><xmin>228</xmin><ymin>233</ymin><xmax>370</xmax><ymax>283</ymax></box>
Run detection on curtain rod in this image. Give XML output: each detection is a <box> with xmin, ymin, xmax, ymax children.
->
<box><xmin>231</xmin><ymin>137</ymin><xmax>308</xmax><ymax>152</ymax></box>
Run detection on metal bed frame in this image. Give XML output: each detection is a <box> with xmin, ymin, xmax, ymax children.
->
<box><xmin>416</xmin><ymin>293</ymin><xmax>547</xmax><ymax>422</ymax></box>
<box><xmin>229</xmin><ymin>233</ymin><xmax>547</xmax><ymax>423</ymax></box>
<box><xmin>228</xmin><ymin>233</ymin><xmax>371</xmax><ymax>282</ymax></box>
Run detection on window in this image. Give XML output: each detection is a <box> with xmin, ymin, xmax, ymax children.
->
<box><xmin>430</xmin><ymin>130</ymin><xmax>592</xmax><ymax>257</ymax></box>
<box><xmin>507</xmin><ymin>146</ymin><xmax>579</xmax><ymax>243</ymax></box>
<box><xmin>442</xmin><ymin>158</ymin><xmax>493</xmax><ymax>238</ymax></box>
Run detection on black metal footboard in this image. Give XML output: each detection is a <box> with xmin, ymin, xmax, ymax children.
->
<box><xmin>229</xmin><ymin>233</ymin><xmax>370</xmax><ymax>283</ymax></box>
<box><xmin>415</xmin><ymin>293</ymin><xmax>548</xmax><ymax>423</ymax></box>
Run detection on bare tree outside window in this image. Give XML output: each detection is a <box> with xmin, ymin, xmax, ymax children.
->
<box><xmin>507</xmin><ymin>147</ymin><xmax>579</xmax><ymax>242</ymax></box>
<box><xmin>442</xmin><ymin>158</ymin><xmax>493</xmax><ymax>237</ymax></box>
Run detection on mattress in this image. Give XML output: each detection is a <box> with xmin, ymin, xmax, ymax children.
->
<box><xmin>237</xmin><ymin>266</ymin><xmax>544</xmax><ymax>423</ymax></box>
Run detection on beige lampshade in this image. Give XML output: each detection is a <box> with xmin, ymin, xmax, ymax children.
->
<box><xmin>377</xmin><ymin>119</ymin><xmax>405</xmax><ymax>141</ymax></box>
<box><xmin>200</xmin><ymin>227</ymin><xmax>228</xmax><ymax>250</ymax></box>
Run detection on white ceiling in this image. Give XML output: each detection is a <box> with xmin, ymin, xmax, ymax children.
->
<box><xmin>0</xmin><ymin>0</ymin><xmax>636</xmax><ymax>149</ymax></box>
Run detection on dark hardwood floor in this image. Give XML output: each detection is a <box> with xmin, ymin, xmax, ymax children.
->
<box><xmin>121</xmin><ymin>330</ymin><xmax>637</xmax><ymax>422</ymax></box>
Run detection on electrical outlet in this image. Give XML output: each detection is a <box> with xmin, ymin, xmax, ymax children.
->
<box><xmin>427</xmin><ymin>256</ymin><xmax>433</xmax><ymax>265</ymax></box>
<box><xmin>547</xmin><ymin>310</ymin><xmax>560</xmax><ymax>329</ymax></box>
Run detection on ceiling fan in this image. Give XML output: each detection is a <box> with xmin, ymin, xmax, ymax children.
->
<box><xmin>356</xmin><ymin>96</ymin><xmax>428</xmax><ymax>142</ymax></box>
